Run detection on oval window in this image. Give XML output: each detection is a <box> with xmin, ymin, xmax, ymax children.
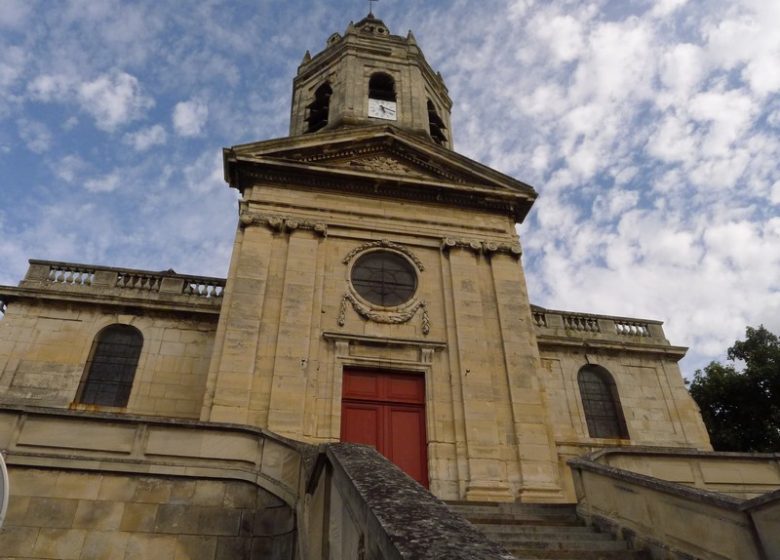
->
<box><xmin>351</xmin><ymin>251</ymin><xmax>417</xmax><ymax>307</ymax></box>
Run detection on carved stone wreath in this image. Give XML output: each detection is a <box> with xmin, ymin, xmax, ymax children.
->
<box><xmin>338</xmin><ymin>293</ymin><xmax>430</xmax><ymax>335</ymax></box>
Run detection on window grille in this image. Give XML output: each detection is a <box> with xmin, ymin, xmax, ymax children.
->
<box><xmin>78</xmin><ymin>324</ymin><xmax>142</xmax><ymax>407</ymax></box>
<box><xmin>578</xmin><ymin>365</ymin><xmax>629</xmax><ymax>439</ymax></box>
<box><xmin>351</xmin><ymin>251</ymin><xmax>417</xmax><ymax>307</ymax></box>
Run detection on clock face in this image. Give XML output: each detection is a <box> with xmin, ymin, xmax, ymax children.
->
<box><xmin>368</xmin><ymin>98</ymin><xmax>397</xmax><ymax>121</ymax></box>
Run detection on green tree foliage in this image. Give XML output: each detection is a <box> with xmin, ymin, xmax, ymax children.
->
<box><xmin>688</xmin><ymin>326</ymin><xmax>780</xmax><ymax>452</ymax></box>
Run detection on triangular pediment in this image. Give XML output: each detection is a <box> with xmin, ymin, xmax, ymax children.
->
<box><xmin>229</xmin><ymin>126</ymin><xmax>534</xmax><ymax>192</ymax></box>
<box><xmin>224</xmin><ymin>126</ymin><xmax>538</xmax><ymax>222</ymax></box>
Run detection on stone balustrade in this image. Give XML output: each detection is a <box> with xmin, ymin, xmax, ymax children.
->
<box><xmin>531</xmin><ymin>305</ymin><xmax>669</xmax><ymax>346</ymax></box>
<box><xmin>17</xmin><ymin>260</ymin><xmax>225</xmax><ymax>305</ymax></box>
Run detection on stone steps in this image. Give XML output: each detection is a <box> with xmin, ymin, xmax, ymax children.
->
<box><xmin>446</xmin><ymin>502</ymin><xmax>650</xmax><ymax>560</ymax></box>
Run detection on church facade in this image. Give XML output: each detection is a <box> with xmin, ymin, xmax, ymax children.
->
<box><xmin>1</xmin><ymin>14</ymin><xmax>755</xmax><ymax>560</ymax></box>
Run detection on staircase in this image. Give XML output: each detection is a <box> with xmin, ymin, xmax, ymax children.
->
<box><xmin>447</xmin><ymin>502</ymin><xmax>649</xmax><ymax>559</ymax></box>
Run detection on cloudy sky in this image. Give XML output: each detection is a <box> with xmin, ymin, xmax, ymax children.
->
<box><xmin>1</xmin><ymin>0</ymin><xmax>778</xmax><ymax>376</ymax></box>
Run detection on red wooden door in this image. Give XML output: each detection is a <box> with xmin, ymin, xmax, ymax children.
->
<box><xmin>340</xmin><ymin>369</ymin><xmax>428</xmax><ymax>487</ymax></box>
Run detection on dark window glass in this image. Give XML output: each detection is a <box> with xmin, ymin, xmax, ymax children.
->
<box><xmin>306</xmin><ymin>82</ymin><xmax>332</xmax><ymax>133</ymax></box>
<box><xmin>79</xmin><ymin>325</ymin><xmax>142</xmax><ymax>407</ymax></box>
<box><xmin>578</xmin><ymin>365</ymin><xmax>629</xmax><ymax>439</ymax></box>
<box><xmin>351</xmin><ymin>251</ymin><xmax>417</xmax><ymax>307</ymax></box>
<box><xmin>427</xmin><ymin>100</ymin><xmax>447</xmax><ymax>145</ymax></box>
<box><xmin>369</xmin><ymin>73</ymin><xmax>396</xmax><ymax>102</ymax></box>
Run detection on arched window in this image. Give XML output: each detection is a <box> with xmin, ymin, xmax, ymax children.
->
<box><xmin>306</xmin><ymin>82</ymin><xmax>332</xmax><ymax>133</ymax></box>
<box><xmin>577</xmin><ymin>365</ymin><xmax>629</xmax><ymax>439</ymax></box>
<box><xmin>78</xmin><ymin>324</ymin><xmax>143</xmax><ymax>407</ymax></box>
<box><xmin>427</xmin><ymin>100</ymin><xmax>447</xmax><ymax>145</ymax></box>
<box><xmin>369</xmin><ymin>73</ymin><xmax>396</xmax><ymax>102</ymax></box>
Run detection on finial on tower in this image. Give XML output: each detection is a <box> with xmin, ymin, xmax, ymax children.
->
<box><xmin>368</xmin><ymin>0</ymin><xmax>379</xmax><ymax>16</ymax></box>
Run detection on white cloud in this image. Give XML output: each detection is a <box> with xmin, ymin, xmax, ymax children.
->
<box><xmin>651</xmin><ymin>0</ymin><xmax>690</xmax><ymax>17</ymax></box>
<box><xmin>54</xmin><ymin>155</ymin><xmax>88</xmax><ymax>183</ymax></box>
<box><xmin>173</xmin><ymin>100</ymin><xmax>209</xmax><ymax>137</ymax></box>
<box><xmin>84</xmin><ymin>172</ymin><xmax>120</xmax><ymax>193</ymax></box>
<box><xmin>0</xmin><ymin>46</ymin><xmax>26</xmax><ymax>90</ymax></box>
<box><xmin>28</xmin><ymin>74</ymin><xmax>74</xmax><ymax>101</ymax></box>
<box><xmin>771</xmin><ymin>181</ymin><xmax>780</xmax><ymax>205</ymax></box>
<box><xmin>183</xmin><ymin>150</ymin><xmax>224</xmax><ymax>194</ymax></box>
<box><xmin>124</xmin><ymin>124</ymin><xmax>167</xmax><ymax>151</ymax></box>
<box><xmin>78</xmin><ymin>72</ymin><xmax>154</xmax><ymax>131</ymax></box>
<box><xmin>531</xmin><ymin>14</ymin><xmax>584</xmax><ymax>63</ymax></box>
<box><xmin>0</xmin><ymin>0</ymin><xmax>31</xmax><ymax>29</ymax></box>
<box><xmin>17</xmin><ymin>119</ymin><xmax>52</xmax><ymax>153</ymax></box>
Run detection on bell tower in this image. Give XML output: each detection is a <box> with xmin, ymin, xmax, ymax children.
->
<box><xmin>289</xmin><ymin>15</ymin><xmax>453</xmax><ymax>148</ymax></box>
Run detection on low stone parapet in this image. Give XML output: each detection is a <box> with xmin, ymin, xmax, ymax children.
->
<box><xmin>569</xmin><ymin>448</ymin><xmax>780</xmax><ymax>560</ymax></box>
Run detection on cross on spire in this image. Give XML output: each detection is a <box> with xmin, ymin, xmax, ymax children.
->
<box><xmin>368</xmin><ymin>0</ymin><xmax>379</xmax><ymax>16</ymax></box>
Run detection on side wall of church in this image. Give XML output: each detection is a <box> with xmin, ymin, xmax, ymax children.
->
<box><xmin>0</xmin><ymin>300</ymin><xmax>216</xmax><ymax>418</ymax></box>
<box><xmin>537</xmin><ymin>346</ymin><xmax>713</xmax><ymax>497</ymax></box>
<box><xmin>0</xmin><ymin>468</ymin><xmax>295</xmax><ymax>560</ymax></box>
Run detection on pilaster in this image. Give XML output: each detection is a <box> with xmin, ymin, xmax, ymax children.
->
<box><xmin>447</xmin><ymin>246</ymin><xmax>512</xmax><ymax>501</ymax></box>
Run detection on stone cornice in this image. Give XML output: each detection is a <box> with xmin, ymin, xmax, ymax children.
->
<box><xmin>535</xmin><ymin>334</ymin><xmax>688</xmax><ymax>360</ymax></box>
<box><xmin>235</xmin><ymin>160</ymin><xmax>531</xmax><ymax>222</ymax></box>
<box><xmin>0</xmin><ymin>285</ymin><xmax>222</xmax><ymax>317</ymax></box>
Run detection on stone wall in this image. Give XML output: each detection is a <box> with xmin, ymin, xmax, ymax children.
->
<box><xmin>0</xmin><ymin>469</ymin><xmax>294</xmax><ymax>560</ymax></box>
<box><xmin>0</xmin><ymin>299</ymin><xmax>216</xmax><ymax>418</ymax></box>
<box><xmin>538</xmin><ymin>348</ymin><xmax>710</xmax><ymax>448</ymax></box>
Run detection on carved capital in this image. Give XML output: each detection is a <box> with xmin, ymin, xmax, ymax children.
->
<box><xmin>238</xmin><ymin>210</ymin><xmax>327</xmax><ymax>237</ymax></box>
<box><xmin>440</xmin><ymin>237</ymin><xmax>521</xmax><ymax>258</ymax></box>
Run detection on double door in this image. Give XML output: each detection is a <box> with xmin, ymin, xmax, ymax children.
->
<box><xmin>340</xmin><ymin>368</ymin><xmax>428</xmax><ymax>487</ymax></box>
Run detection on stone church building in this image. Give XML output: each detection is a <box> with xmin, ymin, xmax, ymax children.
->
<box><xmin>0</xmin><ymin>14</ymin><xmax>777</xmax><ymax>560</ymax></box>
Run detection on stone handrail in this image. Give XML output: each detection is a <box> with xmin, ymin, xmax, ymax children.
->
<box><xmin>17</xmin><ymin>259</ymin><xmax>225</xmax><ymax>301</ymax></box>
<box><xmin>0</xmin><ymin>406</ymin><xmax>303</xmax><ymax>506</ymax></box>
<box><xmin>587</xmin><ymin>446</ymin><xmax>780</xmax><ymax>498</ymax></box>
<box><xmin>301</xmin><ymin>443</ymin><xmax>515</xmax><ymax>560</ymax></box>
<box><xmin>531</xmin><ymin>304</ymin><xmax>669</xmax><ymax>346</ymax></box>
<box><xmin>569</xmin><ymin>449</ymin><xmax>780</xmax><ymax>560</ymax></box>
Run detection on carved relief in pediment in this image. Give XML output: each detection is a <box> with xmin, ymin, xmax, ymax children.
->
<box><xmin>346</xmin><ymin>155</ymin><xmax>422</xmax><ymax>176</ymax></box>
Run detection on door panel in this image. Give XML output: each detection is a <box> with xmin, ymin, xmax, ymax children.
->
<box><xmin>387</xmin><ymin>405</ymin><xmax>428</xmax><ymax>486</ymax></box>
<box><xmin>341</xmin><ymin>368</ymin><xmax>428</xmax><ymax>487</ymax></box>
<box><xmin>341</xmin><ymin>403</ymin><xmax>382</xmax><ymax>449</ymax></box>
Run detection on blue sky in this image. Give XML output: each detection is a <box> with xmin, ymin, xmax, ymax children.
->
<box><xmin>1</xmin><ymin>0</ymin><xmax>778</xmax><ymax>377</ymax></box>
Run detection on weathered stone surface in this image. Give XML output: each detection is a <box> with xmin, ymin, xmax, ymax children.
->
<box><xmin>323</xmin><ymin>443</ymin><xmax>516</xmax><ymax>559</ymax></box>
<box><xmin>1</xmin><ymin>466</ymin><xmax>296</xmax><ymax>560</ymax></box>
